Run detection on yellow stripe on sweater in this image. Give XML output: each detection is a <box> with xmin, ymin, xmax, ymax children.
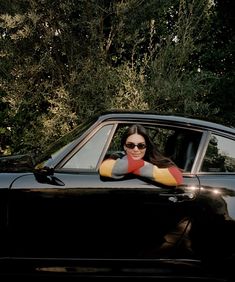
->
<box><xmin>152</xmin><ymin>166</ymin><xmax>177</xmax><ymax>186</ymax></box>
<box><xmin>99</xmin><ymin>159</ymin><xmax>116</xmax><ymax>177</ymax></box>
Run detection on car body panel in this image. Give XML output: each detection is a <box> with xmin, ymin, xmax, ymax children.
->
<box><xmin>8</xmin><ymin>173</ymin><xmax>199</xmax><ymax>259</ymax></box>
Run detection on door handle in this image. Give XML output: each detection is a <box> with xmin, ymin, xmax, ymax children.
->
<box><xmin>168</xmin><ymin>192</ymin><xmax>195</xmax><ymax>202</ymax></box>
<box><xmin>159</xmin><ymin>192</ymin><xmax>195</xmax><ymax>202</ymax></box>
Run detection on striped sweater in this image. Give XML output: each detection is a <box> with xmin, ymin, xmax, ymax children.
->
<box><xmin>99</xmin><ymin>155</ymin><xmax>183</xmax><ymax>186</ymax></box>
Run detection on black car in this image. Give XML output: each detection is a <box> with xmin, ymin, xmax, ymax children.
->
<box><xmin>0</xmin><ymin>111</ymin><xmax>235</xmax><ymax>281</ymax></box>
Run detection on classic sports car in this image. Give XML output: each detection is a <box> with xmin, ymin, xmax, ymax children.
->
<box><xmin>0</xmin><ymin>110</ymin><xmax>235</xmax><ymax>281</ymax></box>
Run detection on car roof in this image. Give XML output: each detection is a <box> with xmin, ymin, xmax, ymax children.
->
<box><xmin>96</xmin><ymin>110</ymin><xmax>235</xmax><ymax>135</ymax></box>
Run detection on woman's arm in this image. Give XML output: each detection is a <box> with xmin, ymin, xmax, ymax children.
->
<box><xmin>99</xmin><ymin>155</ymin><xmax>144</xmax><ymax>179</ymax></box>
<box><xmin>133</xmin><ymin>161</ymin><xmax>183</xmax><ymax>186</ymax></box>
<box><xmin>99</xmin><ymin>155</ymin><xmax>183</xmax><ymax>186</ymax></box>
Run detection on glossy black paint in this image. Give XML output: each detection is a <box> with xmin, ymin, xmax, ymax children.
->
<box><xmin>0</xmin><ymin>111</ymin><xmax>235</xmax><ymax>281</ymax></box>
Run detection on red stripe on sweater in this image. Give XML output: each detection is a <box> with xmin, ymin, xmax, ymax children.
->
<box><xmin>168</xmin><ymin>166</ymin><xmax>183</xmax><ymax>185</ymax></box>
<box><xmin>127</xmin><ymin>155</ymin><xmax>145</xmax><ymax>173</ymax></box>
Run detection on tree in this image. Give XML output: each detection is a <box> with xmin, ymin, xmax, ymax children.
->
<box><xmin>0</xmin><ymin>0</ymin><xmax>234</xmax><ymax>154</ymax></box>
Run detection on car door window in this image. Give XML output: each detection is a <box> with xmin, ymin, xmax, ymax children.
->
<box><xmin>200</xmin><ymin>134</ymin><xmax>235</xmax><ymax>172</ymax></box>
<box><xmin>106</xmin><ymin>123</ymin><xmax>202</xmax><ymax>172</ymax></box>
<box><xmin>63</xmin><ymin>124</ymin><xmax>113</xmax><ymax>169</ymax></box>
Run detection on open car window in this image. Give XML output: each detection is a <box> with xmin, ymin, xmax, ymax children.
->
<box><xmin>107</xmin><ymin>123</ymin><xmax>202</xmax><ymax>172</ymax></box>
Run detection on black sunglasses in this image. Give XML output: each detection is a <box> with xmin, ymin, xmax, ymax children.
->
<box><xmin>125</xmin><ymin>142</ymin><xmax>147</xmax><ymax>150</ymax></box>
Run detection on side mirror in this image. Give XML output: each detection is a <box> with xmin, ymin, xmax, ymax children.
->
<box><xmin>34</xmin><ymin>166</ymin><xmax>64</xmax><ymax>186</ymax></box>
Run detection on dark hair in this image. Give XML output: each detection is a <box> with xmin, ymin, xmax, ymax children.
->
<box><xmin>121</xmin><ymin>124</ymin><xmax>175</xmax><ymax>168</ymax></box>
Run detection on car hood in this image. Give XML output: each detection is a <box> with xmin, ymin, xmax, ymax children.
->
<box><xmin>0</xmin><ymin>172</ymin><xmax>34</xmax><ymax>189</ymax></box>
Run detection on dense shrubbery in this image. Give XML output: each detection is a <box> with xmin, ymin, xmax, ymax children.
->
<box><xmin>0</xmin><ymin>0</ymin><xmax>234</xmax><ymax>154</ymax></box>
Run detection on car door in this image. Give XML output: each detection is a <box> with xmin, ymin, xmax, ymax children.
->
<box><xmin>7</xmin><ymin>121</ymin><xmax>201</xmax><ymax>260</ymax></box>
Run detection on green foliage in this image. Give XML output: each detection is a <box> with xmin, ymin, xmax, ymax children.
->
<box><xmin>0</xmin><ymin>0</ymin><xmax>234</xmax><ymax>154</ymax></box>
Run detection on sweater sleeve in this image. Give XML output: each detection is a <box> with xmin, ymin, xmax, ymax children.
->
<box><xmin>133</xmin><ymin>161</ymin><xmax>183</xmax><ymax>186</ymax></box>
<box><xmin>99</xmin><ymin>155</ymin><xmax>145</xmax><ymax>179</ymax></box>
<box><xmin>99</xmin><ymin>156</ymin><xmax>183</xmax><ymax>186</ymax></box>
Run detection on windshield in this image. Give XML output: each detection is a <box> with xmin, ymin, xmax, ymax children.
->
<box><xmin>34</xmin><ymin>117</ymin><xmax>96</xmax><ymax>167</ymax></box>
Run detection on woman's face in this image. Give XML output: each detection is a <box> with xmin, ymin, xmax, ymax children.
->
<box><xmin>124</xmin><ymin>133</ymin><xmax>146</xmax><ymax>160</ymax></box>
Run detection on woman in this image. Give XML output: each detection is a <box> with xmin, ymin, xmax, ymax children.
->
<box><xmin>99</xmin><ymin>124</ymin><xmax>183</xmax><ymax>186</ymax></box>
